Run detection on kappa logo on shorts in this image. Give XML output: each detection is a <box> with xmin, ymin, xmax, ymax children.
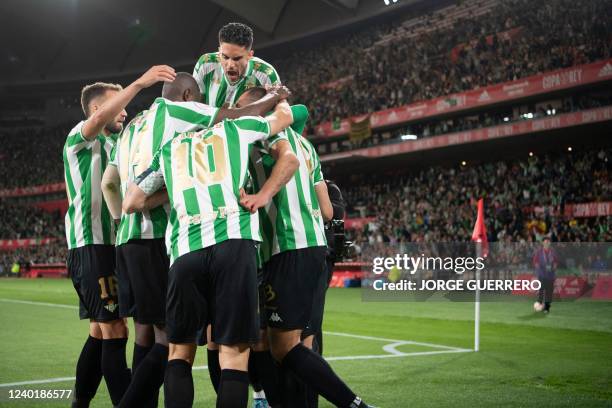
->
<box><xmin>269</xmin><ymin>312</ymin><xmax>283</xmax><ymax>323</ymax></box>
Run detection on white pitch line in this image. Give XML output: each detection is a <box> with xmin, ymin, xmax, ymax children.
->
<box><xmin>327</xmin><ymin>348</ymin><xmax>471</xmax><ymax>361</ymax></box>
<box><xmin>0</xmin><ymin>298</ymin><xmax>472</xmax><ymax>388</ymax></box>
<box><xmin>324</xmin><ymin>331</ymin><xmax>469</xmax><ymax>351</ymax></box>
<box><xmin>0</xmin><ymin>298</ymin><xmax>78</xmax><ymax>310</ymax></box>
<box><xmin>0</xmin><ymin>377</ymin><xmax>77</xmax><ymax>388</ymax></box>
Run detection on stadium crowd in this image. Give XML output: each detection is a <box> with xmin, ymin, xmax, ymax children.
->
<box><xmin>277</xmin><ymin>0</ymin><xmax>612</xmax><ymax>126</ymax></box>
<box><xmin>0</xmin><ymin>124</ymin><xmax>69</xmax><ymax>189</ymax></box>
<box><xmin>344</xmin><ymin>148</ymin><xmax>611</xmax><ymax>249</ymax></box>
<box><xmin>0</xmin><ymin>201</ymin><xmax>65</xmax><ymax>239</ymax></box>
<box><xmin>321</xmin><ymin>93</ymin><xmax>612</xmax><ymax>153</ymax></box>
<box><xmin>0</xmin><ymin>243</ymin><xmax>66</xmax><ymax>275</ymax></box>
<box><xmin>1</xmin><ymin>0</ymin><xmax>611</xmax><ymax>189</ymax></box>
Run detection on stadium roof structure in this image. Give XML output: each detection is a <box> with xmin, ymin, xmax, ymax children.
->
<box><xmin>0</xmin><ymin>0</ymin><xmax>427</xmax><ymax>86</ymax></box>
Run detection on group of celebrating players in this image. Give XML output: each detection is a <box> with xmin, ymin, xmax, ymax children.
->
<box><xmin>63</xmin><ymin>22</ymin><xmax>372</xmax><ymax>408</ymax></box>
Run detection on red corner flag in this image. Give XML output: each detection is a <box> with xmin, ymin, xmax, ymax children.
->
<box><xmin>471</xmin><ymin>198</ymin><xmax>489</xmax><ymax>258</ymax></box>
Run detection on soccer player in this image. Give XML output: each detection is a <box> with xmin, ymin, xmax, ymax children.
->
<box><xmin>237</xmin><ymin>88</ymin><xmax>372</xmax><ymax>408</ymax></box>
<box><xmin>122</xmin><ymin>100</ymin><xmax>298</xmax><ymax>407</ymax></box>
<box><xmin>64</xmin><ymin>65</ymin><xmax>176</xmax><ymax>408</ymax></box>
<box><xmin>100</xmin><ymin>73</ymin><xmax>292</xmax><ymax>407</ymax></box>
<box><xmin>193</xmin><ymin>22</ymin><xmax>280</xmax><ymax>108</ymax></box>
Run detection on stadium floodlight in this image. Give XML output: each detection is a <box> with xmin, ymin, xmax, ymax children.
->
<box><xmin>503</xmin><ymin>117</ymin><xmax>510</xmax><ymax>122</ymax></box>
<box><xmin>383</xmin><ymin>0</ymin><xmax>399</xmax><ymax>5</ymax></box>
<box><xmin>568</xmin><ymin>146</ymin><xmax>573</xmax><ymax>152</ymax></box>
<box><xmin>400</xmin><ymin>134</ymin><xmax>417</xmax><ymax>140</ymax></box>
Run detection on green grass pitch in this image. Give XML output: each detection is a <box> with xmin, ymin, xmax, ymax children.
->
<box><xmin>0</xmin><ymin>278</ymin><xmax>611</xmax><ymax>407</ymax></box>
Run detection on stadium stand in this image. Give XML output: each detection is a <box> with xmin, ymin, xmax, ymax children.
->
<box><xmin>343</xmin><ymin>148</ymin><xmax>611</xmax><ymax>249</ymax></box>
<box><xmin>276</xmin><ymin>0</ymin><xmax>612</xmax><ymax>126</ymax></box>
<box><xmin>0</xmin><ymin>0</ymin><xmax>610</xmax><ymax>275</ymax></box>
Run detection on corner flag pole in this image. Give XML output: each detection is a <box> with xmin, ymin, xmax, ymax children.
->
<box><xmin>471</xmin><ymin>198</ymin><xmax>488</xmax><ymax>352</ymax></box>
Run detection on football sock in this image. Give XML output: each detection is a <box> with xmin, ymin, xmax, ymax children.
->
<box><xmin>207</xmin><ymin>348</ymin><xmax>221</xmax><ymax>393</ymax></box>
<box><xmin>132</xmin><ymin>343</ymin><xmax>152</xmax><ymax>372</ymax></box>
<box><xmin>73</xmin><ymin>336</ymin><xmax>103</xmax><ymax>407</ymax></box>
<box><xmin>164</xmin><ymin>359</ymin><xmax>193</xmax><ymax>408</ymax></box>
<box><xmin>282</xmin><ymin>368</ymin><xmax>308</xmax><ymax>408</ymax></box>
<box><xmin>101</xmin><ymin>338</ymin><xmax>131</xmax><ymax>406</ymax></box>
<box><xmin>251</xmin><ymin>351</ymin><xmax>283</xmax><ymax>405</ymax></box>
<box><xmin>119</xmin><ymin>343</ymin><xmax>168</xmax><ymax>408</ymax></box>
<box><xmin>216</xmin><ymin>369</ymin><xmax>249</xmax><ymax>408</ymax></box>
<box><xmin>248</xmin><ymin>351</ymin><xmax>262</xmax><ymax>391</ymax></box>
<box><xmin>282</xmin><ymin>343</ymin><xmax>362</xmax><ymax>408</ymax></box>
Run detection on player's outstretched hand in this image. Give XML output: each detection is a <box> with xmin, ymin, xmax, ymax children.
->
<box><xmin>239</xmin><ymin>188</ymin><xmax>270</xmax><ymax>214</ymax></box>
<box><xmin>266</xmin><ymin>84</ymin><xmax>291</xmax><ymax>101</ymax></box>
<box><xmin>135</xmin><ymin>65</ymin><xmax>176</xmax><ymax>89</ymax></box>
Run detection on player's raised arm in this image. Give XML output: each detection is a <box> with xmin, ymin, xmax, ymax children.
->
<box><xmin>266</xmin><ymin>99</ymin><xmax>294</xmax><ymax>136</ymax></box>
<box><xmin>82</xmin><ymin>65</ymin><xmax>176</xmax><ymax>140</ymax></box>
<box><xmin>212</xmin><ymin>85</ymin><xmax>291</xmax><ymax>124</ymax></box>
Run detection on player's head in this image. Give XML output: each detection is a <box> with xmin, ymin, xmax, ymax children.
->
<box><xmin>81</xmin><ymin>82</ymin><xmax>126</xmax><ymax>133</ymax></box>
<box><xmin>218</xmin><ymin>22</ymin><xmax>254</xmax><ymax>84</ymax></box>
<box><xmin>162</xmin><ymin>72</ymin><xmax>200</xmax><ymax>102</ymax></box>
<box><xmin>543</xmin><ymin>236</ymin><xmax>551</xmax><ymax>248</ymax></box>
<box><xmin>235</xmin><ymin>86</ymin><xmax>267</xmax><ymax>108</ymax></box>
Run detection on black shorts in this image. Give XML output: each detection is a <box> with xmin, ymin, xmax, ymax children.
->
<box><xmin>67</xmin><ymin>244</ymin><xmax>119</xmax><ymax>322</ymax></box>
<box><xmin>166</xmin><ymin>239</ymin><xmax>259</xmax><ymax>345</ymax></box>
<box><xmin>116</xmin><ymin>238</ymin><xmax>169</xmax><ymax>325</ymax></box>
<box><xmin>262</xmin><ymin>246</ymin><xmax>327</xmax><ymax>333</ymax></box>
<box><xmin>258</xmin><ymin>269</ymin><xmax>267</xmax><ymax>330</ymax></box>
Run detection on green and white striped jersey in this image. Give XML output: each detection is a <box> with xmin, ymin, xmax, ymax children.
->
<box><xmin>110</xmin><ymin>98</ymin><xmax>219</xmax><ymax>246</ymax></box>
<box><xmin>141</xmin><ymin>116</ymin><xmax>286</xmax><ymax>264</ymax></box>
<box><xmin>249</xmin><ymin>109</ymin><xmax>326</xmax><ymax>263</ymax></box>
<box><xmin>63</xmin><ymin>121</ymin><xmax>117</xmax><ymax>249</ymax></box>
<box><xmin>193</xmin><ymin>52</ymin><xmax>280</xmax><ymax>107</ymax></box>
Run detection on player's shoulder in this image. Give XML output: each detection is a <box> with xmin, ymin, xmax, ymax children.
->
<box><xmin>64</xmin><ymin>120</ymin><xmax>88</xmax><ymax>148</ymax></box>
<box><xmin>227</xmin><ymin>115</ymin><xmax>267</xmax><ymax>128</ymax></box>
<box><xmin>195</xmin><ymin>52</ymin><xmax>221</xmax><ymax>67</ymax></box>
<box><xmin>68</xmin><ymin>120</ymin><xmax>86</xmax><ymax>137</ymax></box>
<box><xmin>250</xmin><ymin>57</ymin><xmax>277</xmax><ymax>75</ymax></box>
<box><xmin>299</xmin><ymin>135</ymin><xmax>318</xmax><ymax>156</ymax></box>
<box><xmin>126</xmin><ymin>109</ymin><xmax>148</xmax><ymax>129</ymax></box>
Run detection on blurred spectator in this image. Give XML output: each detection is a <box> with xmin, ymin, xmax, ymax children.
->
<box><xmin>0</xmin><ymin>201</ymin><xmax>65</xmax><ymax>239</ymax></box>
<box><xmin>342</xmin><ymin>148</ymin><xmax>611</xmax><ymax>245</ymax></box>
<box><xmin>275</xmin><ymin>0</ymin><xmax>612</xmax><ymax>127</ymax></box>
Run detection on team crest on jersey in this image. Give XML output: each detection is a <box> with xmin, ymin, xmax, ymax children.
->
<box><xmin>246</xmin><ymin>77</ymin><xmax>257</xmax><ymax>88</ymax></box>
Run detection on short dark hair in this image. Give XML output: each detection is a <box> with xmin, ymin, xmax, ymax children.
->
<box><xmin>219</xmin><ymin>22</ymin><xmax>253</xmax><ymax>49</ymax></box>
<box><xmin>80</xmin><ymin>82</ymin><xmax>122</xmax><ymax>117</ymax></box>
